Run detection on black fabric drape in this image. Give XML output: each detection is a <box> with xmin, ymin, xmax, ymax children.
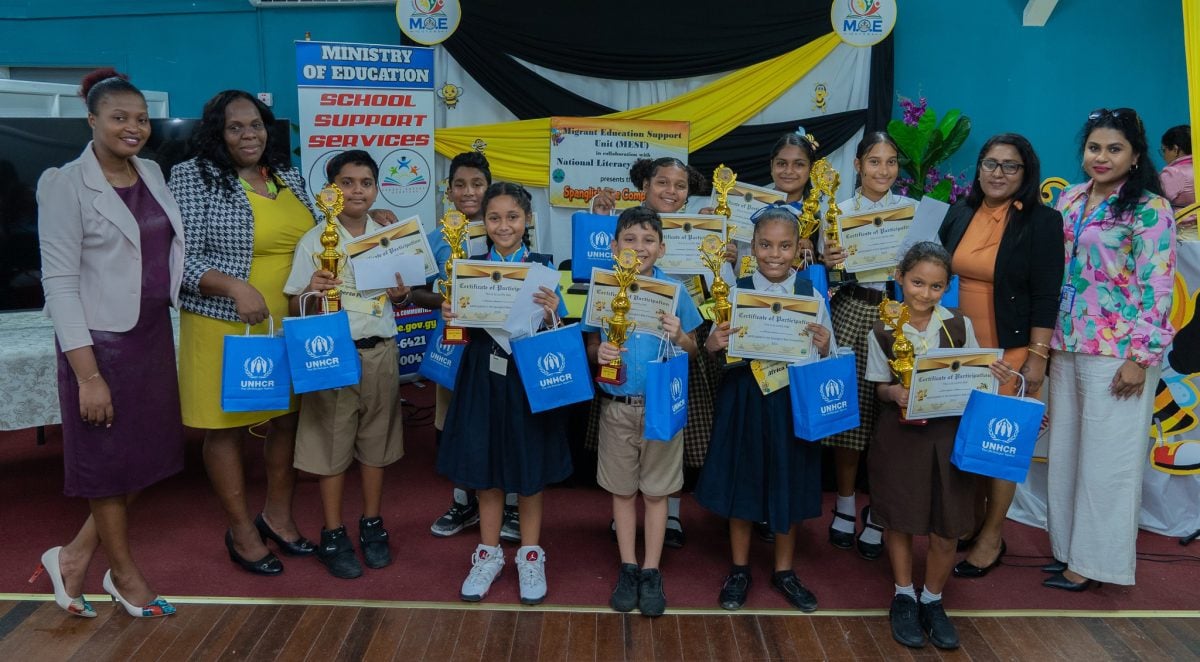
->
<box><xmin>689</xmin><ymin>110</ymin><xmax>868</xmax><ymax>191</ymax></box>
<box><xmin>446</xmin><ymin>1</ymin><xmax>833</xmax><ymax>81</ymax></box>
<box><xmin>865</xmin><ymin>34</ymin><xmax>895</xmax><ymax>134</ymax></box>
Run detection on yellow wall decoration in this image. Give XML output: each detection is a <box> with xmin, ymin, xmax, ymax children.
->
<box><xmin>434</xmin><ymin>33</ymin><xmax>843</xmax><ymax>187</ymax></box>
<box><xmin>1186</xmin><ymin>0</ymin><xmax>1199</xmax><ymax>200</ymax></box>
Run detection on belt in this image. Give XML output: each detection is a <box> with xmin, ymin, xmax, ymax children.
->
<box><xmin>354</xmin><ymin>336</ymin><xmax>392</xmax><ymax>350</ymax></box>
<box><xmin>840</xmin><ymin>283</ymin><xmax>886</xmax><ymax>306</ymax></box>
<box><xmin>597</xmin><ymin>391</ymin><xmax>644</xmax><ymax>406</ymax></box>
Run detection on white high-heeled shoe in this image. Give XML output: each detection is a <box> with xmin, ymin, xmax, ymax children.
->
<box><xmin>28</xmin><ymin>547</ymin><xmax>96</xmax><ymax>618</ymax></box>
<box><xmin>102</xmin><ymin>570</ymin><xmax>175</xmax><ymax>618</ymax></box>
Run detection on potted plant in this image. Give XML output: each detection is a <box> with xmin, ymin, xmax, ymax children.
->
<box><xmin>889</xmin><ymin>96</ymin><xmax>972</xmax><ymax>203</ymax></box>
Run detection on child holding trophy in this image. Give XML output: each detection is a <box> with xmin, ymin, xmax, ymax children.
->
<box><xmin>437</xmin><ymin>182</ymin><xmax>571</xmax><ymax>606</ymax></box>
<box><xmin>695</xmin><ymin>207</ymin><xmax>834</xmax><ymax>613</ymax></box>
<box><xmin>865</xmin><ymin>241</ymin><xmax>1007</xmax><ymax>650</ymax></box>
<box><xmin>583</xmin><ymin>206</ymin><xmax>701</xmax><ymax>617</ymax></box>
<box><xmin>283</xmin><ymin>151</ymin><xmax>408</xmax><ymax>579</ymax></box>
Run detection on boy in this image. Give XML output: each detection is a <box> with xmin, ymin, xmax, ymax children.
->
<box><xmin>284</xmin><ymin>150</ymin><xmax>407</xmax><ymax>579</ymax></box>
<box><xmin>583</xmin><ymin>206</ymin><xmax>700</xmax><ymax>616</ymax></box>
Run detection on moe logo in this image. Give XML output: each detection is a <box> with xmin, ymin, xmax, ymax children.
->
<box><xmin>819</xmin><ymin>378</ymin><xmax>845</xmax><ymax>403</ymax></box>
<box><xmin>537</xmin><ymin>352</ymin><xmax>566</xmax><ymax>377</ymax></box>
<box><xmin>305</xmin><ymin>335</ymin><xmax>336</xmax><ymax>359</ymax></box>
<box><xmin>589</xmin><ymin>231</ymin><xmax>612</xmax><ymax>251</ymax></box>
<box><xmin>848</xmin><ymin>0</ymin><xmax>882</xmax><ymax>17</ymax></box>
<box><xmin>397</xmin><ymin>0</ymin><xmax>460</xmax><ymax>45</ymax></box>
<box><xmin>243</xmin><ymin>356</ymin><xmax>274</xmax><ymax>379</ymax></box>
<box><xmin>831</xmin><ymin>0</ymin><xmax>895</xmax><ymax>46</ymax></box>
<box><xmin>987</xmin><ymin>418</ymin><xmax>1020</xmax><ymax>445</ymax></box>
<box><xmin>670</xmin><ymin>377</ymin><xmax>684</xmax><ymax>402</ymax></box>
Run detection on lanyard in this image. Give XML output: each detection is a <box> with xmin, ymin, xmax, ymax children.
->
<box><xmin>489</xmin><ymin>245</ymin><xmax>526</xmax><ymax>263</ymax></box>
<box><xmin>1068</xmin><ymin>197</ymin><xmax>1109</xmax><ymax>273</ymax></box>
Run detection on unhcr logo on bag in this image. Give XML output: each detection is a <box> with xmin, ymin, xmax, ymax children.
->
<box><xmin>428</xmin><ymin>336</ymin><xmax>455</xmax><ymax>368</ymax></box>
<box><xmin>587</xmin><ymin>231</ymin><xmax>612</xmax><ymax>261</ymax></box>
<box><xmin>241</xmin><ymin>356</ymin><xmax>275</xmax><ymax>390</ymax></box>
<box><xmin>304</xmin><ymin>334</ymin><xmax>341</xmax><ymax>370</ymax></box>
<box><xmin>981</xmin><ymin>417</ymin><xmax>1020</xmax><ymax>457</ymax></box>
<box><xmin>536</xmin><ymin>351</ymin><xmax>573</xmax><ymax>388</ymax></box>
<box><xmin>818</xmin><ymin>378</ymin><xmax>848</xmax><ymax>415</ymax></box>
<box><xmin>669</xmin><ymin>376</ymin><xmax>685</xmax><ymax>414</ymax></box>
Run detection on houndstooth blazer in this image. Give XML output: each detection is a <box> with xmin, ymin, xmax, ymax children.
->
<box><xmin>168</xmin><ymin>157</ymin><xmax>317</xmax><ymax>321</ymax></box>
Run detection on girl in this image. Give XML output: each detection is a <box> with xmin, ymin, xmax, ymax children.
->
<box><xmin>436</xmin><ymin>182</ymin><xmax>571</xmax><ymax>606</ymax></box>
<box><xmin>768</xmin><ymin>130</ymin><xmax>820</xmax><ymax>254</ymax></box>
<box><xmin>866</xmin><ymin>241</ymin><xmax>1005</xmax><ymax>650</ymax></box>
<box><xmin>694</xmin><ymin>207</ymin><xmax>833</xmax><ymax>612</ymax></box>
<box><xmin>822</xmin><ymin>132</ymin><xmax>918</xmax><ymax>560</ymax></box>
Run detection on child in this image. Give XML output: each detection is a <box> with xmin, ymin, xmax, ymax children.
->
<box><xmin>583</xmin><ymin>207</ymin><xmax>701</xmax><ymax>617</ymax></box>
<box><xmin>283</xmin><ymin>150</ymin><xmax>407</xmax><ymax>579</ymax></box>
<box><xmin>694</xmin><ymin>207</ymin><xmax>834</xmax><ymax>612</ymax></box>
<box><xmin>866</xmin><ymin>241</ymin><xmax>1006</xmax><ymax>650</ymax></box>
<box><xmin>437</xmin><ymin>182</ymin><xmax>571</xmax><ymax>605</ymax></box>
<box><xmin>821</xmin><ymin>132</ymin><xmax>918</xmax><ymax>560</ymax></box>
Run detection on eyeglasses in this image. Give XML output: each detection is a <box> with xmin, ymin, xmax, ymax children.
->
<box><xmin>979</xmin><ymin>159</ymin><xmax>1024</xmax><ymax>175</ymax></box>
<box><xmin>1088</xmin><ymin>107</ymin><xmax>1142</xmax><ymax>129</ymax></box>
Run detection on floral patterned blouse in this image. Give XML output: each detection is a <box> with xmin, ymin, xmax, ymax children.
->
<box><xmin>1052</xmin><ymin>181</ymin><xmax>1176</xmax><ymax>365</ymax></box>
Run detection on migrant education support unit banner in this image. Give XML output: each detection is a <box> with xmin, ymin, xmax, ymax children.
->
<box><xmin>548</xmin><ymin>117</ymin><xmax>689</xmax><ymax>210</ymax></box>
<box><xmin>296</xmin><ymin>40</ymin><xmax>437</xmax><ymax>230</ymax></box>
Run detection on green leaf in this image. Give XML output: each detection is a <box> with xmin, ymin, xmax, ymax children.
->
<box><xmin>927</xmin><ymin>177</ymin><xmax>953</xmax><ymax>202</ymax></box>
<box><xmin>938</xmin><ymin>110</ymin><xmax>961</xmax><ymax>140</ymax></box>
<box><xmin>888</xmin><ymin>119</ymin><xmax>923</xmax><ymax>163</ymax></box>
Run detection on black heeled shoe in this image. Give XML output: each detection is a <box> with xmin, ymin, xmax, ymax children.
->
<box><xmin>225</xmin><ymin>531</ymin><xmax>283</xmax><ymax>576</ymax></box>
<box><xmin>953</xmin><ymin>540</ymin><xmax>1006</xmax><ymax>578</ymax></box>
<box><xmin>1041</xmin><ymin>559</ymin><xmax>1067</xmax><ymax>574</ymax></box>
<box><xmin>1042</xmin><ymin>571</ymin><xmax>1098</xmax><ymax>592</ymax></box>
<box><xmin>255</xmin><ymin>514</ymin><xmax>316</xmax><ymax>556</ymax></box>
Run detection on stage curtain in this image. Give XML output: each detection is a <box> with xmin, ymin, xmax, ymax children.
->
<box><xmin>435</xmin><ymin>34</ymin><xmax>841</xmax><ymax>186</ymax></box>
<box><xmin>1186</xmin><ymin>0</ymin><xmax>1200</xmax><ymax>197</ymax></box>
<box><xmin>443</xmin><ymin>0</ymin><xmax>832</xmax><ymax>81</ymax></box>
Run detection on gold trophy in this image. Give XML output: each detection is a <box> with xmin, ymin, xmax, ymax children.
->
<box><xmin>817</xmin><ymin>162</ymin><xmax>848</xmax><ymax>286</ymax></box>
<box><xmin>436</xmin><ymin>210</ymin><xmax>470</xmax><ymax>345</ymax></box>
<box><xmin>712</xmin><ymin>164</ymin><xmax>737</xmax><ymax>220</ymax></box>
<box><xmin>879</xmin><ymin>298</ymin><xmax>924</xmax><ymax>425</ymax></box>
<box><xmin>597</xmin><ymin>248</ymin><xmax>642</xmax><ymax>385</ymax></box>
<box><xmin>699</xmin><ymin>233</ymin><xmax>732</xmax><ymax>325</ymax></box>
<box><xmin>314</xmin><ymin>184</ymin><xmax>346</xmax><ymax>313</ymax></box>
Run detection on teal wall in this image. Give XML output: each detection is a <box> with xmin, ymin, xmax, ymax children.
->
<box><xmin>1</xmin><ymin>1</ymin><xmax>1190</xmax><ymax>184</ymax></box>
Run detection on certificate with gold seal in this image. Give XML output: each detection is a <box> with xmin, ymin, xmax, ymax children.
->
<box><xmin>584</xmin><ymin>267</ymin><xmax>681</xmax><ymax>339</ymax></box>
<box><xmin>345</xmin><ymin>215</ymin><xmax>439</xmax><ymax>280</ymax></box>
<box><xmin>906</xmin><ymin>348</ymin><xmax>1002</xmax><ymax>420</ymax></box>
<box><xmin>726</xmin><ymin>290</ymin><xmax>822</xmax><ymax>362</ymax></box>
<box><xmin>836</xmin><ymin>203</ymin><xmax>916</xmax><ymax>273</ymax></box>
<box><xmin>709</xmin><ymin>182</ymin><xmax>786</xmax><ymax>243</ymax></box>
<box><xmin>658</xmin><ymin>213</ymin><xmax>727</xmax><ymax>275</ymax></box>
<box><xmin>449</xmin><ymin>259</ymin><xmax>535</xmax><ymax>328</ymax></box>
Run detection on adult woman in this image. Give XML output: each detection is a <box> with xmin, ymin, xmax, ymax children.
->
<box><xmin>32</xmin><ymin>69</ymin><xmax>181</xmax><ymax>618</ymax></box>
<box><xmin>937</xmin><ymin>134</ymin><xmax>1064</xmax><ymax>578</ymax></box>
<box><xmin>1159</xmin><ymin>125</ymin><xmax>1194</xmax><ymax>236</ymax></box>
<box><xmin>169</xmin><ymin>91</ymin><xmax>318</xmax><ymax>575</ymax></box>
<box><xmin>1044</xmin><ymin>108</ymin><xmax>1175</xmax><ymax>591</ymax></box>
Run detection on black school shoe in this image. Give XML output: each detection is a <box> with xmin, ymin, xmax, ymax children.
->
<box><xmin>610</xmin><ymin>563</ymin><xmax>639</xmax><ymax>612</ymax></box>
<box><xmin>771</xmin><ymin>570</ymin><xmax>818</xmax><ymax>612</ymax></box>
<box><xmin>317</xmin><ymin>526</ymin><xmax>363</xmax><ymax>579</ymax></box>
<box><xmin>855</xmin><ymin>505</ymin><xmax>884</xmax><ymax>560</ymax></box>
<box><xmin>638</xmin><ymin>568</ymin><xmax>667</xmax><ymax>617</ymax></box>
<box><xmin>359</xmin><ymin>516</ymin><xmax>391</xmax><ymax>569</ymax></box>
<box><xmin>718</xmin><ymin>569</ymin><xmax>751</xmax><ymax>611</ymax></box>
<box><xmin>889</xmin><ymin>594</ymin><xmax>926</xmax><ymax>648</ymax></box>
<box><xmin>664</xmin><ymin>516</ymin><xmax>685</xmax><ymax>549</ymax></box>
<box><xmin>918</xmin><ymin>599</ymin><xmax>960</xmax><ymax>649</ymax></box>
<box><xmin>828</xmin><ymin>509</ymin><xmax>856</xmax><ymax>549</ymax></box>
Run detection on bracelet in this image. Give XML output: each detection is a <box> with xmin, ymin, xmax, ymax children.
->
<box><xmin>77</xmin><ymin>372</ymin><xmax>101</xmax><ymax>385</ymax></box>
<box><xmin>1030</xmin><ymin>341</ymin><xmax>1051</xmax><ymax>350</ymax></box>
<box><xmin>1027</xmin><ymin>347</ymin><xmax>1049</xmax><ymax>360</ymax></box>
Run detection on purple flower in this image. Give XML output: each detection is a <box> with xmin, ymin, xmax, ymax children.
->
<box><xmin>899</xmin><ymin>96</ymin><xmax>927</xmax><ymax>127</ymax></box>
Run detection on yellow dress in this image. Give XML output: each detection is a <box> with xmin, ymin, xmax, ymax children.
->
<box><xmin>179</xmin><ymin>188</ymin><xmax>314</xmax><ymax>429</ymax></box>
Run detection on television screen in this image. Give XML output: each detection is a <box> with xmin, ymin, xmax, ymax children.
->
<box><xmin>0</xmin><ymin>118</ymin><xmax>291</xmax><ymax>311</ymax></box>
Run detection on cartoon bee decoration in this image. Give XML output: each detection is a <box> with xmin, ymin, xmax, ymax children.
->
<box><xmin>812</xmin><ymin>83</ymin><xmax>828</xmax><ymax>112</ymax></box>
<box><xmin>437</xmin><ymin>83</ymin><xmax>463</xmax><ymax>110</ymax></box>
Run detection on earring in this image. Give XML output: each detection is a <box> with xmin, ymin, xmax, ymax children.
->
<box><xmin>1131</xmin><ymin>162</ymin><xmax>1139</xmax><ymax>171</ymax></box>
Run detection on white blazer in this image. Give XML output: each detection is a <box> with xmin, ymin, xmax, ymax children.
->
<box><xmin>38</xmin><ymin>142</ymin><xmax>185</xmax><ymax>352</ymax></box>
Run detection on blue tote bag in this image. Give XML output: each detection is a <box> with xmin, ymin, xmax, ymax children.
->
<box><xmin>511</xmin><ymin>314</ymin><xmax>595</xmax><ymax>413</ymax></box>
<box><xmin>788</xmin><ymin>347</ymin><xmax>861</xmax><ymax>441</ymax></box>
<box><xmin>951</xmin><ymin>373</ymin><xmax>1045</xmax><ymax>483</ymax></box>
<box><xmin>797</xmin><ymin>259</ymin><xmax>830</xmax><ymax>308</ymax></box>
<box><xmin>418</xmin><ymin>318</ymin><xmax>465</xmax><ymax>389</ymax></box>
<box><xmin>221</xmin><ymin>316</ymin><xmax>292</xmax><ymax>412</ymax></box>
<box><xmin>282</xmin><ymin>293</ymin><xmax>363</xmax><ymax>394</ymax></box>
<box><xmin>644</xmin><ymin>339</ymin><xmax>689</xmax><ymax>442</ymax></box>
<box><xmin>570</xmin><ymin>212</ymin><xmax>618</xmax><ymax>282</ymax></box>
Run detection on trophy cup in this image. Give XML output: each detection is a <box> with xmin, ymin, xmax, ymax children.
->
<box><xmin>712</xmin><ymin>164</ymin><xmax>737</xmax><ymax>220</ymax></box>
<box><xmin>817</xmin><ymin>162</ymin><xmax>848</xmax><ymax>286</ymax></box>
<box><xmin>699</xmin><ymin>233</ymin><xmax>732</xmax><ymax>325</ymax></box>
<box><xmin>436</xmin><ymin>210</ymin><xmax>470</xmax><ymax>345</ymax></box>
<box><xmin>314</xmin><ymin>184</ymin><xmax>346</xmax><ymax>313</ymax></box>
<box><xmin>597</xmin><ymin>248</ymin><xmax>642</xmax><ymax>385</ymax></box>
<box><xmin>879</xmin><ymin>298</ymin><xmax>924</xmax><ymax>424</ymax></box>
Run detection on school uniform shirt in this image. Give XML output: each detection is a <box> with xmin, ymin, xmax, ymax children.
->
<box><xmin>864</xmin><ymin>305</ymin><xmax>979</xmax><ymax>383</ymax></box>
<box><xmin>831</xmin><ymin>188</ymin><xmax>918</xmax><ymax>290</ymax></box>
<box><xmin>283</xmin><ymin>217</ymin><xmax>397</xmax><ymax>341</ymax></box>
<box><xmin>582</xmin><ymin>266</ymin><xmax>702</xmax><ymax>397</ymax></box>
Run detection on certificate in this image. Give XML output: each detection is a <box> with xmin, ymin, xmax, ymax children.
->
<box><xmin>906</xmin><ymin>348</ymin><xmax>1002</xmax><ymax>420</ymax></box>
<box><xmin>450</xmin><ymin>260</ymin><xmax>535</xmax><ymax>328</ymax></box>
<box><xmin>710</xmin><ymin>181</ymin><xmax>785</xmax><ymax>244</ymax></box>
<box><xmin>584</xmin><ymin>268</ymin><xmax>681</xmax><ymax>339</ymax></box>
<box><xmin>465</xmin><ymin>221</ymin><xmax>489</xmax><ymax>257</ymax></box>
<box><xmin>344</xmin><ymin>216</ymin><xmax>438</xmax><ymax>285</ymax></box>
<box><xmin>658</xmin><ymin>213</ymin><xmax>726</xmax><ymax>275</ymax></box>
<box><xmin>836</xmin><ymin>203</ymin><xmax>916</xmax><ymax>273</ymax></box>
<box><xmin>727</xmin><ymin>290</ymin><xmax>822</xmax><ymax>362</ymax></box>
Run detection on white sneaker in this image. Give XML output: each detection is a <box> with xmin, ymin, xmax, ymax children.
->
<box><xmin>460</xmin><ymin>544</ymin><xmax>504</xmax><ymax>602</ymax></box>
<box><xmin>516</xmin><ymin>545</ymin><xmax>547</xmax><ymax>605</ymax></box>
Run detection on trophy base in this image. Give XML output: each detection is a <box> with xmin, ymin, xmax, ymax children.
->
<box><xmin>442</xmin><ymin>325</ymin><xmax>470</xmax><ymax>345</ymax></box>
<box><xmin>898</xmin><ymin>413</ymin><xmax>928</xmax><ymax>426</ymax></box>
<box><xmin>596</xmin><ymin>363</ymin><xmax>626</xmax><ymax>386</ymax></box>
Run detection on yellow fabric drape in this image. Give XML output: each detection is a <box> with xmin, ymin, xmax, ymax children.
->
<box><xmin>435</xmin><ymin>33</ymin><xmax>842</xmax><ymax>186</ymax></box>
<box><xmin>1186</xmin><ymin>0</ymin><xmax>1200</xmax><ymax>199</ymax></box>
